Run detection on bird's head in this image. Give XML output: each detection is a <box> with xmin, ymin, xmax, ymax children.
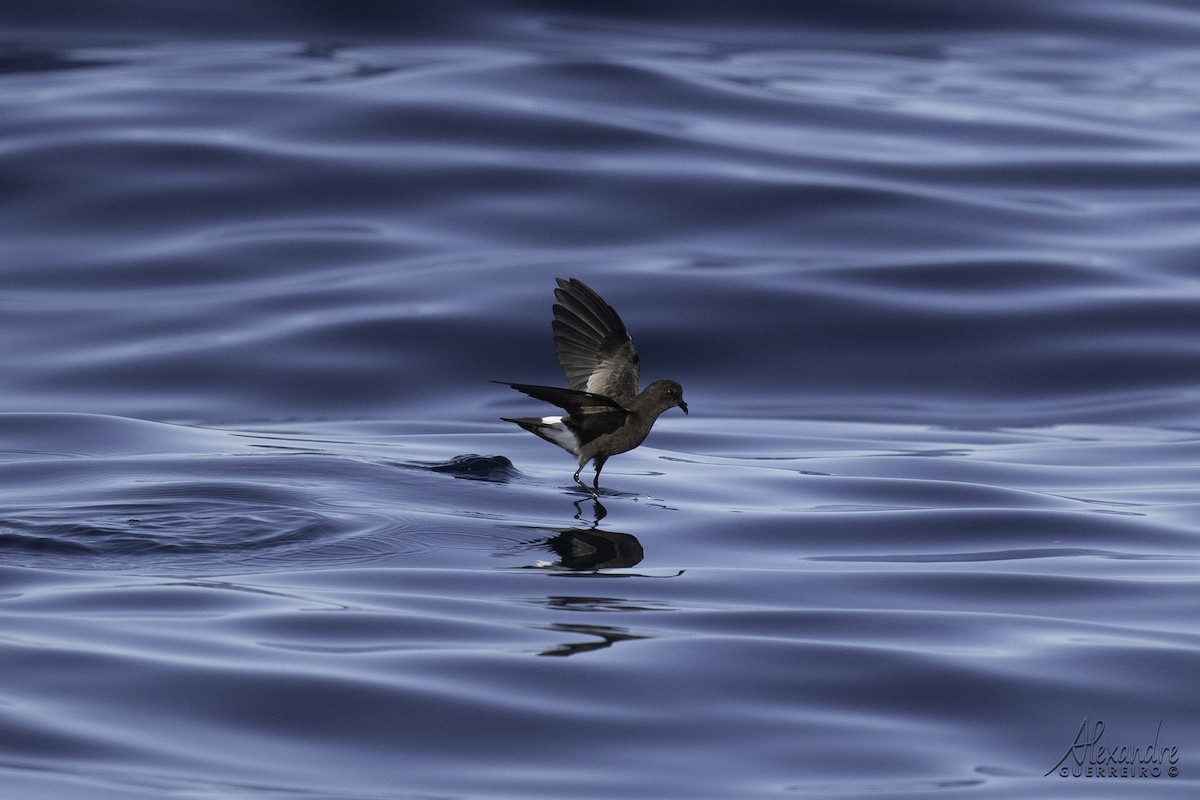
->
<box><xmin>647</xmin><ymin>379</ymin><xmax>688</xmax><ymax>415</ymax></box>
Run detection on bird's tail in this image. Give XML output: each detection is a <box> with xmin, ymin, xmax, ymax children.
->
<box><xmin>500</xmin><ymin>416</ymin><xmax>582</xmax><ymax>455</ymax></box>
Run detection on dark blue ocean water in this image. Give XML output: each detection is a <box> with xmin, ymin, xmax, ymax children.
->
<box><xmin>2</xmin><ymin>2</ymin><xmax>1199</xmax><ymax>798</ymax></box>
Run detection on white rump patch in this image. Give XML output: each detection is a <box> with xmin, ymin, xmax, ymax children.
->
<box><xmin>538</xmin><ymin>417</ymin><xmax>580</xmax><ymax>454</ymax></box>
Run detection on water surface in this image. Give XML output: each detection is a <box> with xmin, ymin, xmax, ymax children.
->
<box><xmin>2</xmin><ymin>3</ymin><xmax>1199</xmax><ymax>798</ymax></box>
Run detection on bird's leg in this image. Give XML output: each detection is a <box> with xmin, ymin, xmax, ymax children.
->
<box><xmin>572</xmin><ymin>463</ymin><xmax>593</xmax><ymax>494</ymax></box>
<box><xmin>591</xmin><ymin>456</ymin><xmax>607</xmax><ymax>495</ymax></box>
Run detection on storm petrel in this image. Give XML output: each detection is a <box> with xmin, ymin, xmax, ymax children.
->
<box><xmin>496</xmin><ymin>277</ymin><xmax>688</xmax><ymax>494</ymax></box>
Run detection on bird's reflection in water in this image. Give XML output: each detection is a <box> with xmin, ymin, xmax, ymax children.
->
<box><xmin>516</xmin><ymin>497</ymin><xmax>638</xmax><ymax>571</ymax></box>
<box><xmin>517</xmin><ymin>497</ymin><xmax>685</xmax><ymax>576</ymax></box>
<box><xmin>513</xmin><ymin>496</ymin><xmax>683</xmax><ymax>655</ymax></box>
<box><xmin>537</xmin><ymin>623</ymin><xmax>651</xmax><ymax>657</ymax></box>
<box><xmin>574</xmin><ymin>494</ymin><xmax>607</xmax><ymax>522</ymax></box>
<box><xmin>544</xmin><ymin>527</ymin><xmax>644</xmax><ymax>571</ymax></box>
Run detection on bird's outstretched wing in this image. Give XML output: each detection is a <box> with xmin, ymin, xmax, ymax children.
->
<box><xmin>494</xmin><ymin>381</ymin><xmax>629</xmax><ymax>443</ymax></box>
<box><xmin>551</xmin><ymin>277</ymin><xmax>640</xmax><ymax>403</ymax></box>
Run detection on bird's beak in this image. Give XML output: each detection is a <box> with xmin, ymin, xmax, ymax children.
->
<box><xmin>678</xmin><ymin>400</ymin><xmax>689</xmax><ymax>415</ymax></box>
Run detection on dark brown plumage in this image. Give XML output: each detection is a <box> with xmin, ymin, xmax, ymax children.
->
<box><xmin>496</xmin><ymin>277</ymin><xmax>688</xmax><ymax>494</ymax></box>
